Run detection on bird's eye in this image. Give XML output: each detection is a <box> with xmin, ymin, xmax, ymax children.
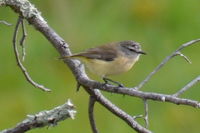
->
<box><xmin>131</xmin><ymin>44</ymin><xmax>137</xmax><ymax>49</ymax></box>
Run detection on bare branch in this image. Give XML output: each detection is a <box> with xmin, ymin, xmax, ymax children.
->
<box><xmin>13</xmin><ymin>16</ymin><xmax>51</xmax><ymax>92</ymax></box>
<box><xmin>84</xmin><ymin>81</ymin><xmax>200</xmax><ymax>108</ymax></box>
<box><xmin>0</xmin><ymin>100</ymin><xmax>76</xmax><ymax>133</ymax></box>
<box><xmin>133</xmin><ymin>99</ymin><xmax>149</xmax><ymax>128</ymax></box>
<box><xmin>86</xmin><ymin>89</ymin><xmax>152</xmax><ymax>133</ymax></box>
<box><xmin>143</xmin><ymin>99</ymin><xmax>149</xmax><ymax>128</ymax></box>
<box><xmin>88</xmin><ymin>96</ymin><xmax>99</xmax><ymax>133</ymax></box>
<box><xmin>136</xmin><ymin>39</ymin><xmax>200</xmax><ymax>90</ymax></box>
<box><xmin>19</xmin><ymin>17</ymin><xmax>27</xmax><ymax>61</ymax></box>
<box><xmin>174</xmin><ymin>52</ymin><xmax>192</xmax><ymax>64</ymax></box>
<box><xmin>173</xmin><ymin>75</ymin><xmax>200</xmax><ymax>97</ymax></box>
<box><xmin>133</xmin><ymin>114</ymin><xmax>143</xmax><ymax>120</ymax></box>
<box><xmin>0</xmin><ymin>20</ymin><xmax>12</xmax><ymax>26</ymax></box>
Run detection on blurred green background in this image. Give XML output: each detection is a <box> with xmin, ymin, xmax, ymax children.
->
<box><xmin>1</xmin><ymin>0</ymin><xmax>200</xmax><ymax>133</ymax></box>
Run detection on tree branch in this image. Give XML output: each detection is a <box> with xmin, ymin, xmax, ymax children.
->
<box><xmin>88</xmin><ymin>96</ymin><xmax>99</xmax><ymax>133</ymax></box>
<box><xmin>0</xmin><ymin>100</ymin><xmax>76</xmax><ymax>133</ymax></box>
<box><xmin>86</xmin><ymin>89</ymin><xmax>152</xmax><ymax>133</ymax></box>
<box><xmin>143</xmin><ymin>99</ymin><xmax>149</xmax><ymax>128</ymax></box>
<box><xmin>0</xmin><ymin>20</ymin><xmax>12</xmax><ymax>26</ymax></box>
<box><xmin>173</xmin><ymin>75</ymin><xmax>200</xmax><ymax>97</ymax></box>
<box><xmin>76</xmin><ymin>79</ymin><xmax>200</xmax><ymax>108</ymax></box>
<box><xmin>13</xmin><ymin>16</ymin><xmax>51</xmax><ymax>92</ymax></box>
<box><xmin>136</xmin><ymin>39</ymin><xmax>200</xmax><ymax>90</ymax></box>
<box><xmin>133</xmin><ymin>99</ymin><xmax>149</xmax><ymax>128</ymax></box>
<box><xmin>19</xmin><ymin>17</ymin><xmax>27</xmax><ymax>61</ymax></box>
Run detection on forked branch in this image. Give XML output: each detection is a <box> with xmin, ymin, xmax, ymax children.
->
<box><xmin>136</xmin><ymin>39</ymin><xmax>200</xmax><ymax>90</ymax></box>
<box><xmin>13</xmin><ymin>16</ymin><xmax>51</xmax><ymax>92</ymax></box>
<box><xmin>86</xmin><ymin>89</ymin><xmax>152</xmax><ymax>133</ymax></box>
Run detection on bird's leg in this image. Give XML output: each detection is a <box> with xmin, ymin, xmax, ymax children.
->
<box><xmin>102</xmin><ymin>77</ymin><xmax>124</xmax><ymax>87</ymax></box>
<box><xmin>76</xmin><ymin>82</ymin><xmax>81</xmax><ymax>92</ymax></box>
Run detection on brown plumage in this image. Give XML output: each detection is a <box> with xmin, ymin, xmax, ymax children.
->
<box><xmin>70</xmin><ymin>42</ymin><xmax>118</xmax><ymax>61</ymax></box>
<box><xmin>60</xmin><ymin>41</ymin><xmax>145</xmax><ymax>78</ymax></box>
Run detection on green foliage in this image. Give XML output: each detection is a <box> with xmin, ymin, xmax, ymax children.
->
<box><xmin>0</xmin><ymin>0</ymin><xmax>200</xmax><ymax>133</ymax></box>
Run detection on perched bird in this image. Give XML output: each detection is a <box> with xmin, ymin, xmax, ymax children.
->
<box><xmin>60</xmin><ymin>40</ymin><xmax>146</xmax><ymax>86</ymax></box>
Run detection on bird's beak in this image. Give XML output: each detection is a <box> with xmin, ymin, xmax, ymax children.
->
<box><xmin>137</xmin><ymin>50</ymin><xmax>147</xmax><ymax>55</ymax></box>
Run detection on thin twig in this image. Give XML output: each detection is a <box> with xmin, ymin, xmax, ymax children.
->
<box><xmin>133</xmin><ymin>99</ymin><xmax>149</xmax><ymax>128</ymax></box>
<box><xmin>13</xmin><ymin>16</ymin><xmax>51</xmax><ymax>92</ymax></box>
<box><xmin>88</xmin><ymin>96</ymin><xmax>99</xmax><ymax>133</ymax></box>
<box><xmin>143</xmin><ymin>99</ymin><xmax>149</xmax><ymax>128</ymax></box>
<box><xmin>173</xmin><ymin>75</ymin><xmax>200</xmax><ymax>97</ymax></box>
<box><xmin>175</xmin><ymin>52</ymin><xmax>192</xmax><ymax>64</ymax></box>
<box><xmin>19</xmin><ymin>17</ymin><xmax>27</xmax><ymax>61</ymax></box>
<box><xmin>136</xmin><ymin>39</ymin><xmax>200</xmax><ymax>90</ymax></box>
<box><xmin>0</xmin><ymin>100</ymin><xmax>76</xmax><ymax>133</ymax></box>
<box><xmin>133</xmin><ymin>114</ymin><xmax>144</xmax><ymax>120</ymax></box>
<box><xmin>0</xmin><ymin>20</ymin><xmax>12</xmax><ymax>26</ymax></box>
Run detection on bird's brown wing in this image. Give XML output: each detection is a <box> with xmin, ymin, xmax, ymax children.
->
<box><xmin>71</xmin><ymin>44</ymin><xmax>118</xmax><ymax>61</ymax></box>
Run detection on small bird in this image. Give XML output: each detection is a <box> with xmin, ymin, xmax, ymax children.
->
<box><xmin>60</xmin><ymin>40</ymin><xmax>146</xmax><ymax>86</ymax></box>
